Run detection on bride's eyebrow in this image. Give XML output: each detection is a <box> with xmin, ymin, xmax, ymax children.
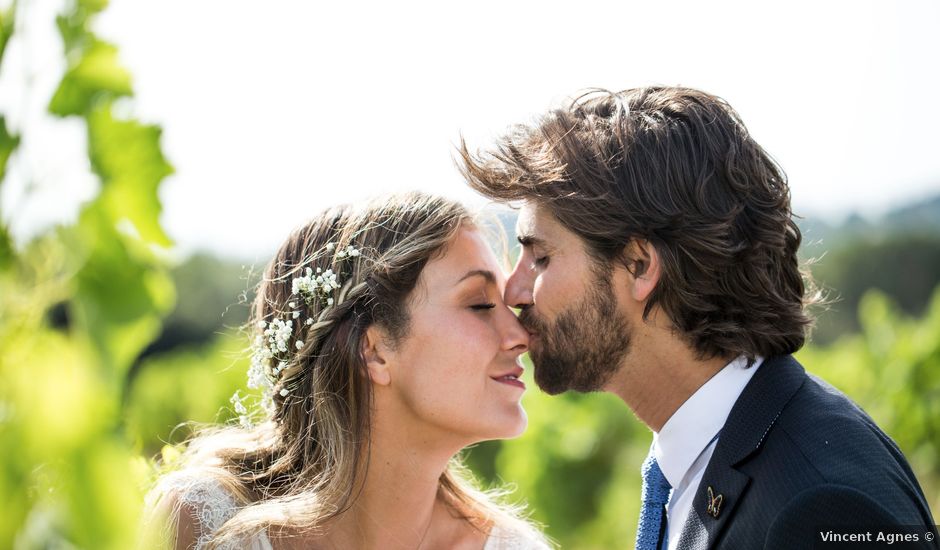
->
<box><xmin>456</xmin><ymin>269</ymin><xmax>497</xmax><ymax>286</ymax></box>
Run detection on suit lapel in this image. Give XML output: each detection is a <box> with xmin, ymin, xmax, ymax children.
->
<box><xmin>674</xmin><ymin>355</ymin><xmax>808</xmax><ymax>549</ymax></box>
<box><xmin>676</xmin><ymin>456</ymin><xmax>751</xmax><ymax>549</ymax></box>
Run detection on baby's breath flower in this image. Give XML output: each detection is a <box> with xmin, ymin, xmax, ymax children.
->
<box><xmin>291</xmin><ymin>261</ymin><xmax>344</xmax><ymax>307</ymax></box>
<box><xmin>230</xmin><ymin>391</ymin><xmax>248</xmax><ymax>415</ymax></box>
<box><xmin>242</xmin><ymin>240</ymin><xmax>365</xmax><ymax>414</ymax></box>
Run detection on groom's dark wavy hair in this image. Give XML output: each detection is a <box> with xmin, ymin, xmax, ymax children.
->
<box><xmin>460</xmin><ymin>86</ymin><xmax>822</xmax><ymax>361</ymax></box>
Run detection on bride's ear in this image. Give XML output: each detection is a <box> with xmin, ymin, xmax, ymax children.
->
<box><xmin>362</xmin><ymin>325</ymin><xmax>392</xmax><ymax>386</ymax></box>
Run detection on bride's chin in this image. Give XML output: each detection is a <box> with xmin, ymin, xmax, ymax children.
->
<box><xmin>465</xmin><ymin>409</ymin><xmax>528</xmax><ymax>443</ymax></box>
<box><xmin>497</xmin><ymin>409</ymin><xmax>529</xmax><ymax>440</ymax></box>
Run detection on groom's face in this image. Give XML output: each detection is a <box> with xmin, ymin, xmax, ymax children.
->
<box><xmin>505</xmin><ymin>204</ymin><xmax>631</xmax><ymax>395</ymax></box>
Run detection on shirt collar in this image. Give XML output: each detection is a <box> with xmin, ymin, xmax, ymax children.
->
<box><xmin>652</xmin><ymin>356</ymin><xmax>764</xmax><ymax>489</ymax></box>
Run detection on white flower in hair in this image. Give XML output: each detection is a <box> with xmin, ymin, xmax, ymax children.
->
<box><xmin>236</xmin><ymin>241</ymin><xmax>364</xmax><ymax>425</ymax></box>
<box><xmin>230</xmin><ymin>390</ymin><xmax>248</xmax><ymax>415</ymax></box>
<box><xmin>290</xmin><ymin>243</ymin><xmax>360</xmax><ymax>307</ymax></box>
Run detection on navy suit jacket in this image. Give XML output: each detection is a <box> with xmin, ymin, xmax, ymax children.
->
<box><xmin>673</xmin><ymin>355</ymin><xmax>937</xmax><ymax>549</ymax></box>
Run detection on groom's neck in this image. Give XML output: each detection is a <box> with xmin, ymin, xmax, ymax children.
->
<box><xmin>605</xmin><ymin>324</ymin><xmax>730</xmax><ymax>433</ymax></box>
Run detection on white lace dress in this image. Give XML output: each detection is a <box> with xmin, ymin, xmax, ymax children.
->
<box><xmin>159</xmin><ymin>472</ymin><xmax>549</xmax><ymax>550</ymax></box>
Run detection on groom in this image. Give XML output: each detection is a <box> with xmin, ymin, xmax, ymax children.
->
<box><xmin>461</xmin><ymin>87</ymin><xmax>936</xmax><ymax>549</ymax></box>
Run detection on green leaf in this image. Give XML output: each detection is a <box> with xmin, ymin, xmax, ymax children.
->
<box><xmin>54</xmin><ymin>0</ymin><xmax>110</xmax><ymax>56</ymax></box>
<box><xmin>0</xmin><ymin>226</ymin><xmax>13</xmax><ymax>270</ymax></box>
<box><xmin>71</xmin><ymin>207</ymin><xmax>175</xmax><ymax>376</ymax></box>
<box><xmin>0</xmin><ymin>3</ymin><xmax>15</xmax><ymax>66</ymax></box>
<box><xmin>87</xmin><ymin>106</ymin><xmax>174</xmax><ymax>247</ymax></box>
<box><xmin>0</xmin><ymin>117</ymin><xmax>17</xmax><ymax>268</ymax></box>
<box><xmin>49</xmin><ymin>39</ymin><xmax>132</xmax><ymax>116</ymax></box>
<box><xmin>0</xmin><ymin>115</ymin><xmax>19</xmax><ymax>180</ymax></box>
<box><xmin>79</xmin><ymin>0</ymin><xmax>110</xmax><ymax>14</ymax></box>
<box><xmin>55</xmin><ymin>12</ymin><xmax>88</xmax><ymax>54</ymax></box>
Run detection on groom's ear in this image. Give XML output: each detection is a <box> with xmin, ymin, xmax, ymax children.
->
<box><xmin>362</xmin><ymin>325</ymin><xmax>392</xmax><ymax>386</ymax></box>
<box><xmin>624</xmin><ymin>239</ymin><xmax>662</xmax><ymax>302</ymax></box>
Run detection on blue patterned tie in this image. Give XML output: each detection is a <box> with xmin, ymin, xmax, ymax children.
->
<box><xmin>635</xmin><ymin>453</ymin><xmax>673</xmax><ymax>550</ymax></box>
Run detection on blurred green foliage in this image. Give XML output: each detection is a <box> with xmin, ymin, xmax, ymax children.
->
<box><xmin>1</xmin><ymin>0</ymin><xmax>174</xmax><ymax>547</ymax></box>
<box><xmin>0</xmin><ymin>1</ymin><xmax>937</xmax><ymax>548</ymax></box>
<box><xmin>126</xmin><ymin>333</ymin><xmax>247</xmax><ymax>456</ymax></box>
<box><xmin>798</xmin><ymin>289</ymin><xmax>940</xmax><ymax>516</ymax></box>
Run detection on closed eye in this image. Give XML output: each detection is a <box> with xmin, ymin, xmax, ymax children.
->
<box><xmin>532</xmin><ymin>255</ymin><xmax>549</xmax><ymax>269</ymax></box>
<box><xmin>470</xmin><ymin>303</ymin><xmax>496</xmax><ymax>311</ymax></box>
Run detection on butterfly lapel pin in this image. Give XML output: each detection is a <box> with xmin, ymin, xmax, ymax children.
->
<box><xmin>706</xmin><ymin>486</ymin><xmax>724</xmax><ymax>519</ymax></box>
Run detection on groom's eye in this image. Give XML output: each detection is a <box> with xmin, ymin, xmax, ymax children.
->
<box><xmin>532</xmin><ymin>255</ymin><xmax>550</xmax><ymax>269</ymax></box>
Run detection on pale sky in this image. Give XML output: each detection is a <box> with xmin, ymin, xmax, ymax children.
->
<box><xmin>2</xmin><ymin>0</ymin><xmax>939</xmax><ymax>259</ymax></box>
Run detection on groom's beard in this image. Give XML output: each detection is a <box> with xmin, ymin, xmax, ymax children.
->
<box><xmin>518</xmin><ymin>276</ymin><xmax>631</xmax><ymax>395</ymax></box>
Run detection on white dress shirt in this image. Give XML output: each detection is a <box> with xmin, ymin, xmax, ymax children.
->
<box><xmin>651</xmin><ymin>355</ymin><xmax>764</xmax><ymax>550</ymax></box>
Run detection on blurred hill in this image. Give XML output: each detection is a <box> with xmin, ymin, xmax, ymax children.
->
<box><xmin>800</xmin><ymin>194</ymin><xmax>940</xmax><ymax>252</ymax></box>
<box><xmin>799</xmin><ymin>193</ymin><xmax>940</xmax><ymax>343</ymax></box>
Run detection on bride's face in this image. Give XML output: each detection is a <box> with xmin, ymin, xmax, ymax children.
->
<box><xmin>382</xmin><ymin>227</ymin><xmax>530</xmax><ymax>443</ymax></box>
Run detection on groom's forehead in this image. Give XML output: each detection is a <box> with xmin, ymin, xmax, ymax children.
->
<box><xmin>515</xmin><ymin>203</ymin><xmax>563</xmax><ymax>244</ymax></box>
<box><xmin>515</xmin><ymin>204</ymin><xmax>543</xmax><ymax>240</ymax></box>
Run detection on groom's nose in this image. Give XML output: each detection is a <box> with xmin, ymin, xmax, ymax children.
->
<box><xmin>504</xmin><ymin>256</ymin><xmax>534</xmax><ymax>309</ymax></box>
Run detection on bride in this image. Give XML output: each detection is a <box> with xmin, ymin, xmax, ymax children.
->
<box><xmin>144</xmin><ymin>193</ymin><xmax>551</xmax><ymax>549</ymax></box>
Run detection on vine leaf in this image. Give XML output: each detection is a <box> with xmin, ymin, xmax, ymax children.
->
<box><xmin>49</xmin><ymin>39</ymin><xmax>132</xmax><ymax>116</ymax></box>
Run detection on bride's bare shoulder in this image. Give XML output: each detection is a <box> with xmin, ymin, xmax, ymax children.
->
<box><xmin>442</xmin><ymin>511</ymin><xmax>551</xmax><ymax>550</ymax></box>
<box><xmin>484</xmin><ymin>520</ymin><xmax>554</xmax><ymax>550</ymax></box>
<box><xmin>143</xmin><ymin>469</ymin><xmax>243</xmax><ymax>550</ymax></box>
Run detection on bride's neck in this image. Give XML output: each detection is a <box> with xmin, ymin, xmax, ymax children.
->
<box><xmin>325</xmin><ymin>409</ymin><xmax>469</xmax><ymax>550</ymax></box>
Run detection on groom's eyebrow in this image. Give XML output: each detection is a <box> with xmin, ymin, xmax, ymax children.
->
<box><xmin>517</xmin><ymin>234</ymin><xmax>546</xmax><ymax>248</ymax></box>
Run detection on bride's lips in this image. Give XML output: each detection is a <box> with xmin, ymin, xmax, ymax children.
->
<box><xmin>491</xmin><ymin>365</ymin><xmax>526</xmax><ymax>390</ymax></box>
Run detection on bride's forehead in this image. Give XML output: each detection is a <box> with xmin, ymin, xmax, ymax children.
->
<box><xmin>442</xmin><ymin>229</ymin><xmax>497</xmax><ymax>266</ymax></box>
<box><xmin>422</xmin><ymin>230</ymin><xmax>501</xmax><ymax>280</ymax></box>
